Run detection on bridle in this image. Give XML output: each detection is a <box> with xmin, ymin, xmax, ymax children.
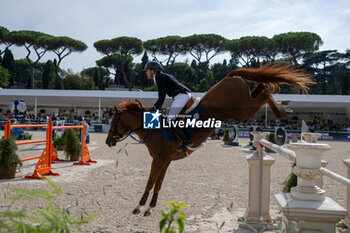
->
<box><xmin>111</xmin><ymin>111</ymin><xmax>144</xmax><ymax>143</ymax></box>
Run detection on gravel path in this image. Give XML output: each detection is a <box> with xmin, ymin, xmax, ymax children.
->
<box><xmin>0</xmin><ymin>130</ymin><xmax>349</xmax><ymax>232</ymax></box>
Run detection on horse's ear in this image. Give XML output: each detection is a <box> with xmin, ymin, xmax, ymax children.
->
<box><xmin>135</xmin><ymin>99</ymin><xmax>144</xmax><ymax>111</ymax></box>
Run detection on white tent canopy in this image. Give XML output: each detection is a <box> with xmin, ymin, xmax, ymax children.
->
<box><xmin>1</xmin><ymin>89</ymin><xmax>350</xmax><ymax>121</ymax></box>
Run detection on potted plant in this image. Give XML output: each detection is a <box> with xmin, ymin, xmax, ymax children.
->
<box><xmin>222</xmin><ymin>129</ymin><xmax>232</xmax><ymax>145</ymax></box>
<box><xmin>53</xmin><ymin>134</ymin><xmax>66</xmax><ymax>150</ymax></box>
<box><xmin>64</xmin><ymin>129</ymin><xmax>81</xmax><ymax>161</ymax></box>
<box><xmin>210</xmin><ymin>130</ymin><xmax>219</xmax><ymax>140</ymax></box>
<box><xmin>265</xmin><ymin>133</ymin><xmax>277</xmax><ymax>153</ymax></box>
<box><xmin>0</xmin><ymin>137</ymin><xmax>22</xmax><ymax>179</ymax></box>
<box><xmin>15</xmin><ymin>132</ymin><xmax>33</xmax><ymax>140</ymax></box>
<box><xmin>94</xmin><ymin>125</ymin><xmax>102</xmax><ymax>132</ymax></box>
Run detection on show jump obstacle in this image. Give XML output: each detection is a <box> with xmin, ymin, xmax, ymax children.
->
<box><xmin>4</xmin><ymin>120</ymin><xmax>96</xmax><ymax>179</ymax></box>
<box><xmin>243</xmin><ymin>131</ymin><xmax>350</xmax><ymax>233</ymax></box>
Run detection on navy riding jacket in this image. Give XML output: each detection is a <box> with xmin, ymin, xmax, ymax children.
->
<box><xmin>154</xmin><ymin>72</ymin><xmax>191</xmax><ymax>110</ymax></box>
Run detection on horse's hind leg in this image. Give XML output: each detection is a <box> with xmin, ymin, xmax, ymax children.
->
<box><xmin>251</xmin><ymin>83</ymin><xmax>266</xmax><ymax>99</ymax></box>
<box><xmin>144</xmin><ymin>161</ymin><xmax>171</xmax><ymax>216</ymax></box>
<box><xmin>251</xmin><ymin>83</ymin><xmax>287</xmax><ymax>120</ymax></box>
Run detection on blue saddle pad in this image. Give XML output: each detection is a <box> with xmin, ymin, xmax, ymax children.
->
<box><xmin>163</xmin><ymin>104</ymin><xmax>201</xmax><ymax>142</ymax></box>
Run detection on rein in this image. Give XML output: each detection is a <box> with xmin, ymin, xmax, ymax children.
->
<box><xmin>112</xmin><ymin>113</ymin><xmax>145</xmax><ymax>143</ymax></box>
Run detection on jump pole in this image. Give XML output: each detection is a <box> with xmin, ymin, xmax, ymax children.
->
<box><xmin>4</xmin><ymin>120</ymin><xmax>60</xmax><ymax>179</ymax></box>
<box><xmin>52</xmin><ymin>122</ymin><xmax>96</xmax><ymax>165</ymax></box>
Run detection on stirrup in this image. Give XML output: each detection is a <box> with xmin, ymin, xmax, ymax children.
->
<box><xmin>176</xmin><ymin>140</ymin><xmax>193</xmax><ymax>152</ymax></box>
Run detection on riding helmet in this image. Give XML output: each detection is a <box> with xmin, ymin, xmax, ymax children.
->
<box><xmin>144</xmin><ymin>61</ymin><xmax>162</xmax><ymax>72</ymax></box>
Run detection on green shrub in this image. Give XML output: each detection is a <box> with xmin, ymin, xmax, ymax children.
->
<box><xmin>0</xmin><ymin>137</ymin><xmax>21</xmax><ymax>169</ymax></box>
<box><xmin>222</xmin><ymin>129</ymin><xmax>231</xmax><ymax>142</ymax></box>
<box><xmin>210</xmin><ymin>130</ymin><xmax>219</xmax><ymax>139</ymax></box>
<box><xmin>64</xmin><ymin>129</ymin><xmax>81</xmax><ymax>161</ymax></box>
<box><xmin>94</xmin><ymin>125</ymin><xmax>102</xmax><ymax>132</ymax></box>
<box><xmin>143</xmin><ymin>85</ymin><xmax>158</xmax><ymax>91</ymax></box>
<box><xmin>53</xmin><ymin>135</ymin><xmax>65</xmax><ymax>147</ymax></box>
<box><xmin>266</xmin><ymin>133</ymin><xmax>277</xmax><ymax>144</ymax></box>
<box><xmin>14</xmin><ymin>132</ymin><xmax>32</xmax><ymax>140</ymax></box>
<box><xmin>0</xmin><ymin>180</ymin><xmax>99</xmax><ymax>232</ymax></box>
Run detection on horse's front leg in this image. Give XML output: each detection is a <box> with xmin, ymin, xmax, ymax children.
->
<box><xmin>144</xmin><ymin>161</ymin><xmax>171</xmax><ymax>216</ymax></box>
<box><xmin>133</xmin><ymin>159</ymin><xmax>166</xmax><ymax>215</ymax></box>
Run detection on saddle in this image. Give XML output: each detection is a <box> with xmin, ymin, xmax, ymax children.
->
<box><xmin>163</xmin><ymin>96</ymin><xmax>201</xmax><ymax>141</ymax></box>
<box><xmin>179</xmin><ymin>96</ymin><xmax>201</xmax><ymax>116</ymax></box>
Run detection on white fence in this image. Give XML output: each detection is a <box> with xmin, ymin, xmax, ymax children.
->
<box><xmin>242</xmin><ymin>131</ymin><xmax>350</xmax><ymax>232</ymax></box>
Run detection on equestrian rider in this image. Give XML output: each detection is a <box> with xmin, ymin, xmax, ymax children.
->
<box><xmin>144</xmin><ymin>61</ymin><xmax>193</xmax><ymax>152</ymax></box>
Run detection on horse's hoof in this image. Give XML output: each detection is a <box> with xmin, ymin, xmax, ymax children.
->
<box><xmin>284</xmin><ymin>107</ymin><xmax>293</xmax><ymax>113</ymax></box>
<box><xmin>132</xmin><ymin>207</ymin><xmax>141</xmax><ymax>215</ymax></box>
<box><xmin>144</xmin><ymin>207</ymin><xmax>152</xmax><ymax>216</ymax></box>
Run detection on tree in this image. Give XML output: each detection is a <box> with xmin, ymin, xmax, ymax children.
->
<box><xmin>183</xmin><ymin>34</ymin><xmax>227</xmax><ymax>89</ymax></box>
<box><xmin>210</xmin><ymin>59</ymin><xmax>236</xmax><ymax>84</ymax></box>
<box><xmin>303</xmin><ymin>50</ymin><xmax>340</xmax><ymax>94</ymax></box>
<box><xmin>96</xmin><ymin>54</ymin><xmax>133</xmax><ymax>89</ymax></box>
<box><xmin>14</xmin><ymin>59</ymin><xmax>31</xmax><ymax>88</ymax></box>
<box><xmin>81</xmin><ymin>67</ymin><xmax>110</xmax><ymax>90</ymax></box>
<box><xmin>64</xmin><ymin>73</ymin><xmax>97</xmax><ymax>90</ymax></box>
<box><xmin>0</xmin><ymin>26</ymin><xmax>13</xmax><ymax>56</ymax></box>
<box><xmin>133</xmin><ymin>51</ymin><xmax>150</xmax><ymax>89</ymax></box>
<box><xmin>2</xmin><ymin>48</ymin><xmax>16</xmax><ymax>86</ymax></box>
<box><xmin>170</xmin><ymin>62</ymin><xmax>196</xmax><ymax>90</ymax></box>
<box><xmin>42</xmin><ymin>60</ymin><xmax>54</xmax><ymax>89</ymax></box>
<box><xmin>225</xmin><ymin>36</ymin><xmax>277</xmax><ymax>67</ymax></box>
<box><xmin>44</xmin><ymin>36</ymin><xmax>87</xmax><ymax>89</ymax></box>
<box><xmin>9</xmin><ymin>30</ymin><xmax>53</xmax><ymax>88</ymax></box>
<box><xmin>0</xmin><ymin>64</ymin><xmax>10</xmax><ymax>88</ymax></box>
<box><xmin>272</xmin><ymin>32</ymin><xmax>323</xmax><ymax>65</ymax></box>
<box><xmin>143</xmin><ymin>36</ymin><xmax>185</xmax><ymax>72</ymax></box>
<box><xmin>339</xmin><ymin>49</ymin><xmax>350</xmax><ymax>95</ymax></box>
<box><xmin>94</xmin><ymin>36</ymin><xmax>143</xmax><ymax>90</ymax></box>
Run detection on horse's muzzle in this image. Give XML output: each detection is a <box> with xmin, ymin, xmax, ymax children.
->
<box><xmin>106</xmin><ymin>137</ymin><xmax>117</xmax><ymax>147</ymax></box>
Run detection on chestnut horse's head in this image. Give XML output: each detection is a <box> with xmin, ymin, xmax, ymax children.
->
<box><xmin>106</xmin><ymin>107</ymin><xmax>126</xmax><ymax>147</ymax></box>
<box><xmin>106</xmin><ymin>100</ymin><xmax>146</xmax><ymax>147</ymax></box>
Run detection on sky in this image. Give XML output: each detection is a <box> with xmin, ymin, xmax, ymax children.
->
<box><xmin>1</xmin><ymin>0</ymin><xmax>350</xmax><ymax>73</ymax></box>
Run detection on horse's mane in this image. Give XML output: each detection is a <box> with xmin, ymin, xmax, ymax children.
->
<box><xmin>118</xmin><ymin>99</ymin><xmax>144</xmax><ymax>112</ymax></box>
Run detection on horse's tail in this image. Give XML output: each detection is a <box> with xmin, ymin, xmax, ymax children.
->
<box><xmin>226</xmin><ymin>63</ymin><xmax>315</xmax><ymax>94</ymax></box>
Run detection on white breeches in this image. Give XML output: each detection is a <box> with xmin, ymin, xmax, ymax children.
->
<box><xmin>167</xmin><ymin>93</ymin><xmax>191</xmax><ymax>122</ymax></box>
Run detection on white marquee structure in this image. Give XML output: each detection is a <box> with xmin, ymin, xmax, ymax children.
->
<box><xmin>1</xmin><ymin>89</ymin><xmax>350</xmax><ymax>123</ymax></box>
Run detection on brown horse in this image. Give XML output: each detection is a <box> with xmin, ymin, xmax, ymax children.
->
<box><xmin>106</xmin><ymin>64</ymin><xmax>314</xmax><ymax>216</ymax></box>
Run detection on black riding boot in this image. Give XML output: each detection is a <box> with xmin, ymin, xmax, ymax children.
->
<box><xmin>173</xmin><ymin>126</ymin><xmax>193</xmax><ymax>152</ymax></box>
